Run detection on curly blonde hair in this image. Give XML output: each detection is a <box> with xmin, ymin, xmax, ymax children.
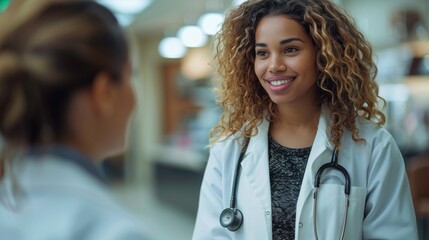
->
<box><xmin>210</xmin><ymin>0</ymin><xmax>385</xmax><ymax>148</ymax></box>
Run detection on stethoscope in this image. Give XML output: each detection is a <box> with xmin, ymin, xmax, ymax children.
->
<box><xmin>219</xmin><ymin>138</ymin><xmax>351</xmax><ymax>240</ymax></box>
<box><xmin>313</xmin><ymin>147</ymin><xmax>350</xmax><ymax>240</ymax></box>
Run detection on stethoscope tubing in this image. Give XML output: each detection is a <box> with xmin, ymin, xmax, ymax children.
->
<box><xmin>313</xmin><ymin>148</ymin><xmax>351</xmax><ymax>240</ymax></box>
<box><xmin>229</xmin><ymin>138</ymin><xmax>250</xmax><ymax>208</ymax></box>
<box><xmin>221</xmin><ymin>139</ymin><xmax>351</xmax><ymax>238</ymax></box>
<box><xmin>313</xmin><ymin>187</ymin><xmax>349</xmax><ymax>240</ymax></box>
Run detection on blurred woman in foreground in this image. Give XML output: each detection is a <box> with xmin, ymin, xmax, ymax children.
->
<box><xmin>0</xmin><ymin>0</ymin><xmax>148</xmax><ymax>239</ymax></box>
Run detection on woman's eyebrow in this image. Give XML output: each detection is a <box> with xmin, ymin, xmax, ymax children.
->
<box><xmin>280</xmin><ymin>37</ymin><xmax>304</xmax><ymax>45</ymax></box>
<box><xmin>255</xmin><ymin>37</ymin><xmax>304</xmax><ymax>47</ymax></box>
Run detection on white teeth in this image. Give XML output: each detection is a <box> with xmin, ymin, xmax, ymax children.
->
<box><xmin>270</xmin><ymin>79</ymin><xmax>292</xmax><ymax>86</ymax></box>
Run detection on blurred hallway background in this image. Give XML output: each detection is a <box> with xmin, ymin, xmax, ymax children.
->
<box><xmin>2</xmin><ymin>0</ymin><xmax>429</xmax><ymax>239</ymax></box>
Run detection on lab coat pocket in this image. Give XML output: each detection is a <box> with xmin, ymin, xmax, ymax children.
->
<box><xmin>314</xmin><ymin>184</ymin><xmax>366</xmax><ymax>240</ymax></box>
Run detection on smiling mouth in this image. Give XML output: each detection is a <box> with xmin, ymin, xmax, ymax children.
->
<box><xmin>267</xmin><ymin>78</ymin><xmax>295</xmax><ymax>86</ymax></box>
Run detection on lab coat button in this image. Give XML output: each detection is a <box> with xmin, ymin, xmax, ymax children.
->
<box><xmin>265</xmin><ymin>210</ymin><xmax>270</xmax><ymax>215</ymax></box>
<box><xmin>299</xmin><ymin>222</ymin><xmax>303</xmax><ymax>228</ymax></box>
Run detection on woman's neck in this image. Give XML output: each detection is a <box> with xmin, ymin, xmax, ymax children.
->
<box><xmin>274</xmin><ymin>105</ymin><xmax>321</xmax><ymax>128</ymax></box>
<box><xmin>270</xmin><ymin>103</ymin><xmax>321</xmax><ymax>148</ymax></box>
<box><xmin>59</xmin><ymin>136</ymin><xmax>101</xmax><ymax>162</ymax></box>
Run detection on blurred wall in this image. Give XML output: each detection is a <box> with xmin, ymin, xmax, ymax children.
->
<box><xmin>126</xmin><ymin>32</ymin><xmax>164</xmax><ymax>186</ymax></box>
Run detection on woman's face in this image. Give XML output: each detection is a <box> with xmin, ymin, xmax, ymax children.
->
<box><xmin>106</xmin><ymin>63</ymin><xmax>136</xmax><ymax>154</ymax></box>
<box><xmin>254</xmin><ymin>15</ymin><xmax>318</xmax><ymax>107</ymax></box>
<box><xmin>62</xmin><ymin>62</ymin><xmax>136</xmax><ymax>160</ymax></box>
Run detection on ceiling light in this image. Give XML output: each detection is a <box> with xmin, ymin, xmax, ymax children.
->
<box><xmin>114</xmin><ymin>13</ymin><xmax>134</xmax><ymax>27</ymax></box>
<box><xmin>177</xmin><ymin>25</ymin><xmax>208</xmax><ymax>48</ymax></box>
<box><xmin>232</xmin><ymin>0</ymin><xmax>247</xmax><ymax>7</ymax></box>
<box><xmin>97</xmin><ymin>0</ymin><xmax>152</xmax><ymax>15</ymax></box>
<box><xmin>198</xmin><ymin>13</ymin><xmax>224</xmax><ymax>35</ymax></box>
<box><xmin>158</xmin><ymin>37</ymin><xmax>187</xmax><ymax>59</ymax></box>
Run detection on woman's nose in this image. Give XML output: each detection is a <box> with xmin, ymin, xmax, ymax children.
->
<box><xmin>268</xmin><ymin>55</ymin><xmax>286</xmax><ymax>73</ymax></box>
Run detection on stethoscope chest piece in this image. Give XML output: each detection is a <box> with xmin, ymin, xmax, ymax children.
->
<box><xmin>220</xmin><ymin>208</ymin><xmax>243</xmax><ymax>231</ymax></box>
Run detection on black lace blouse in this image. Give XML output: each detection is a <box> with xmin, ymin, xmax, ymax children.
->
<box><xmin>268</xmin><ymin>134</ymin><xmax>311</xmax><ymax>240</ymax></box>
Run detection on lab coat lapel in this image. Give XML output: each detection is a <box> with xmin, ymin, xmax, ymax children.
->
<box><xmin>295</xmin><ymin>108</ymin><xmax>334</xmax><ymax>227</ymax></box>
<box><xmin>240</xmin><ymin>119</ymin><xmax>271</xmax><ymax>237</ymax></box>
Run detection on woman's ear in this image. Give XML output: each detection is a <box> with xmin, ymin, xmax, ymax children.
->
<box><xmin>88</xmin><ymin>72</ymin><xmax>117</xmax><ymax>116</ymax></box>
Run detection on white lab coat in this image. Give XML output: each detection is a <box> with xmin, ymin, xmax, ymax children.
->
<box><xmin>193</xmin><ymin>108</ymin><xmax>418</xmax><ymax>240</ymax></box>
<box><xmin>0</xmin><ymin>149</ymin><xmax>149</xmax><ymax>240</ymax></box>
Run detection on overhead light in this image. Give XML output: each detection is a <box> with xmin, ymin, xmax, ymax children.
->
<box><xmin>198</xmin><ymin>13</ymin><xmax>224</xmax><ymax>35</ymax></box>
<box><xmin>177</xmin><ymin>25</ymin><xmax>208</xmax><ymax>48</ymax></box>
<box><xmin>96</xmin><ymin>0</ymin><xmax>152</xmax><ymax>15</ymax></box>
<box><xmin>232</xmin><ymin>0</ymin><xmax>247</xmax><ymax>7</ymax></box>
<box><xmin>114</xmin><ymin>13</ymin><xmax>134</xmax><ymax>27</ymax></box>
<box><xmin>158</xmin><ymin>37</ymin><xmax>187</xmax><ymax>59</ymax></box>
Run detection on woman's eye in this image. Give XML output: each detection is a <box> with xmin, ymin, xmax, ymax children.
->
<box><xmin>284</xmin><ymin>48</ymin><xmax>298</xmax><ymax>54</ymax></box>
<box><xmin>256</xmin><ymin>50</ymin><xmax>268</xmax><ymax>57</ymax></box>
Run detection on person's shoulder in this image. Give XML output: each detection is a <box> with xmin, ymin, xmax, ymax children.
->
<box><xmin>208</xmin><ymin>134</ymin><xmax>245</xmax><ymax>170</ymax></box>
<box><xmin>28</xmin><ymin>158</ymin><xmax>148</xmax><ymax>235</ymax></box>
<box><xmin>353</xmin><ymin>117</ymin><xmax>402</xmax><ymax>157</ymax></box>
<box><xmin>355</xmin><ymin>116</ymin><xmax>393</xmax><ymax>140</ymax></box>
<box><xmin>210</xmin><ymin>134</ymin><xmax>242</xmax><ymax>151</ymax></box>
<box><xmin>67</xmin><ymin>184</ymin><xmax>150</xmax><ymax>240</ymax></box>
<box><xmin>210</xmin><ymin>116</ymin><xmax>268</xmax><ymax>151</ymax></box>
<box><xmin>6</xmin><ymin>180</ymin><xmax>149</xmax><ymax>239</ymax></box>
<box><xmin>10</xmin><ymin>155</ymin><xmax>150</xmax><ymax>239</ymax></box>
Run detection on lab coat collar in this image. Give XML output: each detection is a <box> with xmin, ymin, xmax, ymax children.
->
<box><xmin>240</xmin><ymin>118</ymin><xmax>271</xmax><ymax>239</ymax></box>
<box><xmin>308</xmin><ymin>105</ymin><xmax>335</xmax><ymax>169</ymax></box>
<box><xmin>296</xmin><ymin>106</ymin><xmax>335</xmax><ymax>234</ymax></box>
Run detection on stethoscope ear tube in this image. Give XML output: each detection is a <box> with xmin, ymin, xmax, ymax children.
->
<box><xmin>314</xmin><ymin>148</ymin><xmax>350</xmax><ymax>194</ymax></box>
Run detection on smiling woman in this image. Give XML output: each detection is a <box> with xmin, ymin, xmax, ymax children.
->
<box><xmin>192</xmin><ymin>0</ymin><xmax>418</xmax><ymax>239</ymax></box>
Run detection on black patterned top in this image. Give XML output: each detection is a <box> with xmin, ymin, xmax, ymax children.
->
<box><xmin>268</xmin><ymin>134</ymin><xmax>311</xmax><ymax>240</ymax></box>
